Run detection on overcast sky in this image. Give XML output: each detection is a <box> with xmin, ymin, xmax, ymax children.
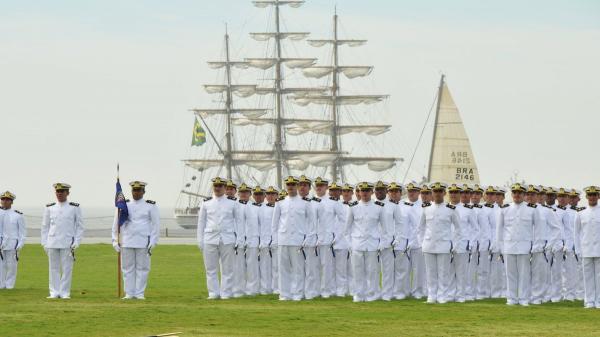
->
<box><xmin>1</xmin><ymin>0</ymin><xmax>599</xmax><ymax>209</ymax></box>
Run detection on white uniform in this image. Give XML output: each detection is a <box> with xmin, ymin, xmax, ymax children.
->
<box><xmin>0</xmin><ymin>208</ymin><xmax>26</xmax><ymax>289</ymax></box>
<box><xmin>0</xmin><ymin>208</ymin><xmax>4</xmax><ymax>288</ymax></box>
<box><xmin>406</xmin><ymin>199</ymin><xmax>427</xmax><ymax>298</ymax></box>
<box><xmin>112</xmin><ymin>198</ymin><xmax>159</xmax><ymax>299</ymax></box>
<box><xmin>271</xmin><ymin>195</ymin><xmax>315</xmax><ymax>301</ymax></box>
<box><xmin>549</xmin><ymin>203</ymin><xmax>566</xmax><ymax>302</ymax></box>
<box><xmin>574</xmin><ymin>205</ymin><xmax>600</xmax><ymax>308</ymax></box>
<box><xmin>496</xmin><ymin>202</ymin><xmax>540</xmax><ymax>305</ymax></box>
<box><xmin>258</xmin><ymin>202</ymin><xmax>275</xmax><ymax>294</ymax></box>
<box><xmin>232</xmin><ymin>199</ymin><xmax>252</xmax><ymax>297</ymax></box>
<box><xmin>418</xmin><ymin>202</ymin><xmax>462</xmax><ymax>303</ymax></box>
<box><xmin>393</xmin><ymin>201</ymin><xmax>413</xmax><ymax>299</ymax></box>
<box><xmin>450</xmin><ymin>203</ymin><xmax>476</xmax><ymax>302</ymax></box>
<box><xmin>473</xmin><ymin>203</ymin><xmax>495</xmax><ymax>299</ymax></box>
<box><xmin>490</xmin><ymin>203</ymin><xmax>508</xmax><ymax>298</ymax></box>
<box><xmin>304</xmin><ymin>196</ymin><xmax>320</xmax><ymax>299</ymax></box>
<box><xmin>268</xmin><ymin>202</ymin><xmax>280</xmax><ymax>295</ymax></box>
<box><xmin>314</xmin><ymin>196</ymin><xmax>344</xmax><ymax>298</ymax></box>
<box><xmin>344</xmin><ymin>199</ymin><xmax>388</xmax><ymax>302</ymax></box>
<box><xmin>244</xmin><ymin>202</ymin><xmax>261</xmax><ymax>295</ymax></box>
<box><xmin>566</xmin><ymin>205</ymin><xmax>584</xmax><ymax>300</ymax></box>
<box><xmin>378</xmin><ymin>197</ymin><xmax>401</xmax><ymax>300</ymax></box>
<box><xmin>197</xmin><ymin>195</ymin><xmax>241</xmax><ymax>299</ymax></box>
<box><xmin>334</xmin><ymin>200</ymin><xmax>353</xmax><ymax>297</ymax></box>
<box><xmin>530</xmin><ymin>204</ymin><xmax>560</xmax><ymax>304</ymax></box>
<box><xmin>41</xmin><ymin>201</ymin><xmax>84</xmax><ymax>298</ymax></box>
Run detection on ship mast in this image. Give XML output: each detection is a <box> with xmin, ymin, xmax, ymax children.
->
<box><xmin>330</xmin><ymin>9</ymin><xmax>340</xmax><ymax>182</ymax></box>
<box><xmin>426</xmin><ymin>74</ymin><xmax>445</xmax><ymax>182</ymax></box>
<box><xmin>274</xmin><ymin>2</ymin><xmax>284</xmax><ymax>188</ymax></box>
<box><xmin>224</xmin><ymin>30</ymin><xmax>234</xmax><ymax>179</ymax></box>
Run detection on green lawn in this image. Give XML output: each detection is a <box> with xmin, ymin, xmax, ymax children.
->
<box><xmin>0</xmin><ymin>245</ymin><xmax>598</xmax><ymax>337</ymax></box>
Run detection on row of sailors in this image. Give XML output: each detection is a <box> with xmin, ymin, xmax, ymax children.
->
<box><xmin>197</xmin><ymin>176</ymin><xmax>598</xmax><ymax>308</ymax></box>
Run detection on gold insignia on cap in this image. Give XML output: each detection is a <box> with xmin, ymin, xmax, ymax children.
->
<box><xmin>584</xmin><ymin>186</ymin><xmax>600</xmax><ymax>194</ymax></box>
<box><xmin>225</xmin><ymin>179</ymin><xmax>237</xmax><ymax>188</ymax></box>
<box><xmin>284</xmin><ymin>176</ymin><xmax>299</xmax><ymax>184</ymax></box>
<box><xmin>569</xmin><ymin>188</ymin><xmax>580</xmax><ymax>197</ymax></box>
<box><xmin>328</xmin><ymin>182</ymin><xmax>342</xmax><ymax>190</ymax></box>
<box><xmin>526</xmin><ymin>184</ymin><xmax>539</xmax><ymax>193</ymax></box>
<box><xmin>388</xmin><ymin>182</ymin><xmax>402</xmax><ymax>191</ymax></box>
<box><xmin>252</xmin><ymin>185</ymin><xmax>265</xmax><ymax>194</ymax></box>
<box><xmin>129</xmin><ymin>181</ymin><xmax>147</xmax><ymax>189</ymax></box>
<box><xmin>510</xmin><ymin>183</ymin><xmax>526</xmax><ymax>192</ymax></box>
<box><xmin>314</xmin><ymin>177</ymin><xmax>329</xmax><ymax>185</ymax></box>
<box><xmin>279</xmin><ymin>190</ymin><xmax>288</xmax><ymax>198</ymax></box>
<box><xmin>406</xmin><ymin>183</ymin><xmax>421</xmax><ymax>192</ymax></box>
<box><xmin>265</xmin><ymin>186</ymin><xmax>278</xmax><ymax>194</ymax></box>
<box><xmin>461</xmin><ymin>184</ymin><xmax>473</xmax><ymax>192</ymax></box>
<box><xmin>0</xmin><ymin>191</ymin><xmax>16</xmax><ymax>200</ymax></box>
<box><xmin>298</xmin><ymin>175</ymin><xmax>312</xmax><ymax>184</ymax></box>
<box><xmin>211</xmin><ymin>177</ymin><xmax>226</xmax><ymax>186</ymax></box>
<box><xmin>357</xmin><ymin>182</ymin><xmax>374</xmax><ymax>191</ymax></box>
<box><xmin>447</xmin><ymin>183</ymin><xmax>462</xmax><ymax>192</ymax></box>
<box><xmin>557</xmin><ymin>187</ymin><xmax>569</xmax><ymax>196</ymax></box>
<box><xmin>430</xmin><ymin>182</ymin><xmax>447</xmax><ymax>191</ymax></box>
<box><xmin>472</xmin><ymin>184</ymin><xmax>484</xmax><ymax>193</ymax></box>
<box><xmin>374</xmin><ymin>180</ymin><xmax>388</xmax><ymax>189</ymax></box>
<box><xmin>420</xmin><ymin>184</ymin><xmax>432</xmax><ymax>193</ymax></box>
<box><xmin>341</xmin><ymin>183</ymin><xmax>354</xmax><ymax>191</ymax></box>
<box><xmin>485</xmin><ymin>185</ymin><xmax>497</xmax><ymax>194</ymax></box>
<box><xmin>238</xmin><ymin>183</ymin><xmax>251</xmax><ymax>192</ymax></box>
<box><xmin>544</xmin><ymin>186</ymin><xmax>558</xmax><ymax>195</ymax></box>
<box><xmin>53</xmin><ymin>183</ymin><xmax>71</xmax><ymax>191</ymax></box>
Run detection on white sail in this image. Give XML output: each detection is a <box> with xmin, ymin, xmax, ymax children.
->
<box><xmin>245</xmin><ymin>58</ymin><xmax>316</xmax><ymax>70</ymax></box>
<box><xmin>252</xmin><ymin>0</ymin><xmax>304</xmax><ymax>8</ymax></box>
<box><xmin>428</xmin><ymin>78</ymin><xmax>480</xmax><ymax>184</ymax></box>
<box><xmin>307</xmin><ymin>39</ymin><xmax>367</xmax><ymax>47</ymax></box>
<box><xmin>207</xmin><ymin>61</ymin><xmax>249</xmax><ymax>69</ymax></box>
<box><xmin>302</xmin><ymin>66</ymin><xmax>372</xmax><ymax>79</ymax></box>
<box><xmin>203</xmin><ymin>84</ymin><xmax>258</xmax><ymax>97</ymax></box>
<box><xmin>193</xmin><ymin>109</ymin><xmax>269</xmax><ymax>119</ymax></box>
<box><xmin>250</xmin><ymin>32</ymin><xmax>310</xmax><ymax>41</ymax></box>
<box><xmin>290</xmin><ymin>94</ymin><xmax>388</xmax><ymax>106</ymax></box>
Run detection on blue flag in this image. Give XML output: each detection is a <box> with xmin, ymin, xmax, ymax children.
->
<box><xmin>115</xmin><ymin>179</ymin><xmax>129</xmax><ymax>226</ymax></box>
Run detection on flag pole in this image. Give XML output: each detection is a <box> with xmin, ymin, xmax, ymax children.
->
<box><xmin>117</xmin><ymin>163</ymin><xmax>123</xmax><ymax>298</ymax></box>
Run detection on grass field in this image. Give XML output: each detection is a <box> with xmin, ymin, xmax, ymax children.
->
<box><xmin>0</xmin><ymin>244</ymin><xmax>598</xmax><ymax>337</ymax></box>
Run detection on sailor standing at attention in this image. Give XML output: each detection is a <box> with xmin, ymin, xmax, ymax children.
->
<box><xmin>490</xmin><ymin>186</ymin><xmax>508</xmax><ymax>298</ymax></box>
<box><xmin>405</xmin><ymin>183</ymin><xmax>427</xmax><ymax>299</ymax></box>
<box><xmin>238</xmin><ymin>183</ymin><xmax>260</xmax><ymax>296</ymax></box>
<box><xmin>568</xmin><ymin>188</ymin><xmax>585</xmax><ymax>300</ymax></box>
<box><xmin>557</xmin><ymin>187</ymin><xmax>577</xmax><ymax>301</ymax></box>
<box><xmin>224</xmin><ymin>180</ymin><xmax>245</xmax><ymax>298</ymax></box>
<box><xmin>447</xmin><ymin>184</ymin><xmax>473</xmax><ymax>302</ymax></box>
<box><xmin>112</xmin><ymin>181</ymin><xmax>159</xmax><ymax>300</ymax></box>
<box><xmin>574</xmin><ymin>186</ymin><xmax>600</xmax><ymax>309</ymax></box>
<box><xmin>418</xmin><ymin>182</ymin><xmax>462</xmax><ymax>304</ymax></box>
<box><xmin>496</xmin><ymin>183</ymin><xmax>540</xmax><ymax>306</ymax></box>
<box><xmin>253</xmin><ymin>186</ymin><xmax>273</xmax><ymax>295</ymax></box>
<box><xmin>41</xmin><ymin>183</ymin><xmax>84</xmax><ymax>299</ymax></box>
<box><xmin>197</xmin><ymin>177</ymin><xmax>241</xmax><ymax>299</ymax></box>
<box><xmin>470</xmin><ymin>184</ymin><xmax>495</xmax><ymax>299</ymax></box>
<box><xmin>0</xmin><ymin>191</ymin><xmax>26</xmax><ymax>289</ymax></box>
<box><xmin>335</xmin><ymin>183</ymin><xmax>355</xmax><ymax>297</ymax></box>
<box><xmin>374</xmin><ymin>180</ymin><xmax>399</xmax><ymax>301</ymax></box>
<box><xmin>344</xmin><ymin>182</ymin><xmax>388</xmax><ymax>302</ymax></box>
<box><xmin>272</xmin><ymin>176</ymin><xmax>315</xmax><ymax>301</ymax></box>
<box><xmin>263</xmin><ymin>187</ymin><xmax>280</xmax><ymax>294</ymax></box>
<box><xmin>389</xmin><ymin>182</ymin><xmax>413</xmax><ymax>300</ymax></box>
<box><xmin>297</xmin><ymin>175</ymin><xmax>320</xmax><ymax>299</ymax></box>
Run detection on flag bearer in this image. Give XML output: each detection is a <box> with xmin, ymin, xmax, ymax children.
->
<box><xmin>41</xmin><ymin>183</ymin><xmax>84</xmax><ymax>299</ymax></box>
<box><xmin>112</xmin><ymin>181</ymin><xmax>159</xmax><ymax>300</ymax></box>
<box><xmin>574</xmin><ymin>186</ymin><xmax>600</xmax><ymax>309</ymax></box>
<box><xmin>0</xmin><ymin>191</ymin><xmax>26</xmax><ymax>289</ymax></box>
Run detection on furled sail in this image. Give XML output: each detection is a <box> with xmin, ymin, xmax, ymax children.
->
<box><xmin>302</xmin><ymin>66</ymin><xmax>373</xmax><ymax>79</ymax></box>
<box><xmin>250</xmin><ymin>32</ymin><xmax>310</xmax><ymax>41</ymax></box>
<box><xmin>427</xmin><ymin>76</ymin><xmax>480</xmax><ymax>184</ymax></box>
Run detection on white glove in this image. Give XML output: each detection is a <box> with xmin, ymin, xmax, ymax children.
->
<box><xmin>16</xmin><ymin>241</ymin><xmax>24</xmax><ymax>250</ymax></box>
<box><xmin>378</xmin><ymin>242</ymin><xmax>387</xmax><ymax>251</ymax></box>
<box><xmin>112</xmin><ymin>242</ymin><xmax>121</xmax><ymax>253</ymax></box>
<box><xmin>71</xmin><ymin>243</ymin><xmax>79</xmax><ymax>250</ymax></box>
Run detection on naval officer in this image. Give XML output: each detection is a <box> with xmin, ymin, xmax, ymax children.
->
<box><xmin>112</xmin><ymin>181</ymin><xmax>160</xmax><ymax>299</ymax></box>
<box><xmin>574</xmin><ymin>186</ymin><xmax>600</xmax><ymax>309</ymax></box>
<box><xmin>0</xmin><ymin>191</ymin><xmax>26</xmax><ymax>289</ymax></box>
<box><xmin>41</xmin><ymin>183</ymin><xmax>84</xmax><ymax>299</ymax></box>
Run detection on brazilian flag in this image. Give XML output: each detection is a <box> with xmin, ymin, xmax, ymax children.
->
<box><xmin>191</xmin><ymin>118</ymin><xmax>206</xmax><ymax>146</ymax></box>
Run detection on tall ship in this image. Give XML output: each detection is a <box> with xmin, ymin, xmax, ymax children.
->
<box><xmin>174</xmin><ymin>1</ymin><xmax>480</xmax><ymax>228</ymax></box>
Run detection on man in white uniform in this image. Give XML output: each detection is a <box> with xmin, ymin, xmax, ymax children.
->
<box><xmin>272</xmin><ymin>176</ymin><xmax>315</xmax><ymax>301</ymax></box>
<box><xmin>297</xmin><ymin>175</ymin><xmax>320</xmax><ymax>299</ymax></box>
<box><xmin>197</xmin><ymin>177</ymin><xmax>241</xmax><ymax>299</ymax></box>
<box><xmin>543</xmin><ymin>187</ymin><xmax>565</xmax><ymax>302</ymax></box>
<box><xmin>335</xmin><ymin>183</ymin><xmax>355</xmax><ymax>297</ymax></box>
<box><xmin>389</xmin><ymin>182</ymin><xmax>412</xmax><ymax>300</ymax></box>
<box><xmin>471</xmin><ymin>184</ymin><xmax>495</xmax><ymax>299</ymax></box>
<box><xmin>255</xmin><ymin>186</ymin><xmax>275</xmax><ymax>295</ymax></box>
<box><xmin>557</xmin><ymin>187</ymin><xmax>577</xmax><ymax>301</ymax></box>
<box><xmin>447</xmin><ymin>184</ymin><xmax>473</xmax><ymax>302</ymax></box>
<box><xmin>574</xmin><ymin>185</ymin><xmax>600</xmax><ymax>309</ymax></box>
<box><xmin>568</xmin><ymin>189</ymin><xmax>585</xmax><ymax>300</ymax></box>
<box><xmin>405</xmin><ymin>183</ymin><xmax>427</xmax><ymax>299</ymax></box>
<box><xmin>374</xmin><ymin>180</ymin><xmax>400</xmax><ymax>301</ymax></box>
<box><xmin>41</xmin><ymin>183</ymin><xmax>84</xmax><ymax>299</ymax></box>
<box><xmin>112</xmin><ymin>181</ymin><xmax>159</xmax><ymax>300</ymax></box>
<box><xmin>418</xmin><ymin>182</ymin><xmax>463</xmax><ymax>304</ymax></box>
<box><xmin>344</xmin><ymin>182</ymin><xmax>388</xmax><ymax>302</ymax></box>
<box><xmin>0</xmin><ymin>191</ymin><xmax>26</xmax><ymax>289</ymax></box>
<box><xmin>239</xmin><ymin>183</ymin><xmax>260</xmax><ymax>296</ymax></box>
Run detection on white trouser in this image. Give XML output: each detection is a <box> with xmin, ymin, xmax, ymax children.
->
<box><xmin>582</xmin><ymin>257</ymin><xmax>600</xmax><ymax>307</ymax></box>
<box><xmin>562</xmin><ymin>252</ymin><xmax>578</xmax><ymax>300</ymax></box>
<box><xmin>48</xmin><ymin>248</ymin><xmax>74</xmax><ymax>298</ymax></box>
<box><xmin>352</xmin><ymin>250</ymin><xmax>379</xmax><ymax>301</ymax></box>
<box><xmin>530</xmin><ymin>252</ymin><xmax>549</xmax><ymax>303</ymax></box>
<box><xmin>271</xmin><ymin>246</ymin><xmax>279</xmax><ymax>294</ymax></box>
<box><xmin>380</xmin><ymin>248</ymin><xmax>394</xmax><ymax>300</ymax></box>
<box><xmin>576</xmin><ymin>256</ymin><xmax>585</xmax><ymax>300</ymax></box>
<box><xmin>424</xmin><ymin>253</ymin><xmax>451</xmax><ymax>302</ymax></box>
<box><xmin>304</xmin><ymin>246</ymin><xmax>320</xmax><ymax>299</ymax></box>
<box><xmin>318</xmin><ymin>245</ymin><xmax>335</xmax><ymax>297</ymax></box>
<box><xmin>476</xmin><ymin>250</ymin><xmax>491</xmax><ymax>298</ymax></box>
<box><xmin>490</xmin><ymin>253</ymin><xmax>506</xmax><ymax>298</ymax></box>
<box><xmin>348</xmin><ymin>251</ymin><xmax>354</xmax><ymax>296</ymax></box>
<box><xmin>258</xmin><ymin>247</ymin><xmax>272</xmax><ymax>294</ymax></box>
<box><xmin>410</xmin><ymin>247</ymin><xmax>427</xmax><ymax>298</ymax></box>
<box><xmin>233</xmin><ymin>247</ymin><xmax>246</xmax><ymax>297</ymax></box>
<box><xmin>393</xmin><ymin>250</ymin><xmax>411</xmax><ymax>299</ymax></box>
<box><xmin>549</xmin><ymin>252</ymin><xmax>563</xmax><ymax>302</ymax></box>
<box><xmin>203</xmin><ymin>242</ymin><xmax>234</xmax><ymax>298</ymax></box>
<box><xmin>450</xmin><ymin>253</ymin><xmax>469</xmax><ymax>302</ymax></box>
<box><xmin>334</xmin><ymin>249</ymin><xmax>350</xmax><ymax>296</ymax></box>
<box><xmin>1</xmin><ymin>250</ymin><xmax>18</xmax><ymax>289</ymax></box>
<box><xmin>0</xmin><ymin>251</ymin><xmax>4</xmax><ymax>289</ymax></box>
<box><xmin>279</xmin><ymin>245</ymin><xmax>304</xmax><ymax>300</ymax></box>
<box><xmin>121</xmin><ymin>247</ymin><xmax>151</xmax><ymax>298</ymax></box>
<box><xmin>245</xmin><ymin>247</ymin><xmax>259</xmax><ymax>295</ymax></box>
<box><xmin>505</xmin><ymin>254</ymin><xmax>530</xmax><ymax>305</ymax></box>
<box><xmin>466</xmin><ymin>252</ymin><xmax>478</xmax><ymax>300</ymax></box>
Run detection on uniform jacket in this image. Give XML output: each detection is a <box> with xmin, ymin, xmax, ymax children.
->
<box><xmin>42</xmin><ymin>201</ymin><xmax>84</xmax><ymax>249</ymax></box>
<box><xmin>197</xmin><ymin>195</ymin><xmax>241</xmax><ymax>246</ymax></box>
<box><xmin>344</xmin><ymin>199</ymin><xmax>389</xmax><ymax>252</ymax></box>
<box><xmin>271</xmin><ymin>195</ymin><xmax>315</xmax><ymax>246</ymax></box>
<box><xmin>496</xmin><ymin>202</ymin><xmax>541</xmax><ymax>255</ymax></box>
<box><xmin>418</xmin><ymin>202</ymin><xmax>462</xmax><ymax>254</ymax></box>
<box><xmin>1</xmin><ymin>208</ymin><xmax>26</xmax><ymax>250</ymax></box>
<box><xmin>112</xmin><ymin>198</ymin><xmax>159</xmax><ymax>248</ymax></box>
<box><xmin>574</xmin><ymin>205</ymin><xmax>600</xmax><ymax>257</ymax></box>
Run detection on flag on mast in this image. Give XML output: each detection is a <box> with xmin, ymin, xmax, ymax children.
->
<box><xmin>115</xmin><ymin>168</ymin><xmax>129</xmax><ymax>226</ymax></box>
<box><xmin>191</xmin><ymin>118</ymin><xmax>207</xmax><ymax>146</ymax></box>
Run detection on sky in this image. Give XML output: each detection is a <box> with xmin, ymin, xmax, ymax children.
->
<box><xmin>0</xmin><ymin>0</ymin><xmax>599</xmax><ymax>209</ymax></box>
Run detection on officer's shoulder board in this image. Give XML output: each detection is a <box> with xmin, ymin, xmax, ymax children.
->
<box><xmin>542</xmin><ymin>204</ymin><xmax>555</xmax><ymax>211</ymax></box>
<box><xmin>422</xmin><ymin>202</ymin><xmax>431</xmax><ymax>208</ymax></box>
<box><xmin>227</xmin><ymin>196</ymin><xmax>237</xmax><ymax>201</ymax></box>
<box><xmin>577</xmin><ymin>206</ymin><xmax>587</xmax><ymax>212</ymax></box>
<box><xmin>473</xmin><ymin>204</ymin><xmax>483</xmax><ymax>208</ymax></box>
<box><xmin>349</xmin><ymin>201</ymin><xmax>358</xmax><ymax>207</ymax></box>
<box><xmin>446</xmin><ymin>204</ymin><xmax>456</xmax><ymax>210</ymax></box>
<box><xmin>483</xmin><ymin>203</ymin><xmax>493</xmax><ymax>208</ymax></box>
<box><xmin>302</xmin><ymin>197</ymin><xmax>311</xmax><ymax>202</ymax></box>
<box><xmin>239</xmin><ymin>199</ymin><xmax>248</xmax><ymax>205</ymax></box>
<box><xmin>464</xmin><ymin>204</ymin><xmax>473</xmax><ymax>209</ymax></box>
<box><xmin>501</xmin><ymin>204</ymin><xmax>510</xmax><ymax>208</ymax></box>
<box><xmin>527</xmin><ymin>203</ymin><xmax>537</xmax><ymax>208</ymax></box>
<box><xmin>311</xmin><ymin>196</ymin><xmax>322</xmax><ymax>202</ymax></box>
<box><xmin>46</xmin><ymin>202</ymin><xmax>56</xmax><ymax>207</ymax></box>
<box><xmin>277</xmin><ymin>197</ymin><xmax>285</xmax><ymax>202</ymax></box>
<box><xmin>329</xmin><ymin>196</ymin><xmax>339</xmax><ymax>201</ymax></box>
<box><xmin>389</xmin><ymin>199</ymin><xmax>399</xmax><ymax>205</ymax></box>
<box><xmin>146</xmin><ymin>200</ymin><xmax>156</xmax><ymax>205</ymax></box>
<box><xmin>374</xmin><ymin>201</ymin><xmax>385</xmax><ymax>207</ymax></box>
<box><xmin>557</xmin><ymin>205</ymin><xmax>567</xmax><ymax>210</ymax></box>
<box><xmin>404</xmin><ymin>201</ymin><xmax>413</xmax><ymax>206</ymax></box>
<box><xmin>15</xmin><ymin>210</ymin><xmax>23</xmax><ymax>215</ymax></box>
<box><xmin>252</xmin><ymin>202</ymin><xmax>262</xmax><ymax>207</ymax></box>
<box><xmin>266</xmin><ymin>203</ymin><xmax>275</xmax><ymax>207</ymax></box>
<box><xmin>69</xmin><ymin>202</ymin><xmax>80</xmax><ymax>207</ymax></box>
<box><xmin>125</xmin><ymin>199</ymin><xmax>130</xmax><ymax>202</ymax></box>
<box><xmin>203</xmin><ymin>196</ymin><xmax>212</xmax><ymax>202</ymax></box>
